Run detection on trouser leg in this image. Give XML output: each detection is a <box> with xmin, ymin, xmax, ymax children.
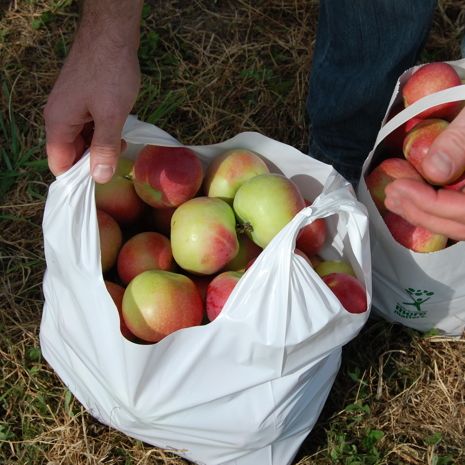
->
<box><xmin>307</xmin><ymin>0</ymin><xmax>437</xmax><ymax>182</ymax></box>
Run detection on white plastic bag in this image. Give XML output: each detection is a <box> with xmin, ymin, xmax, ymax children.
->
<box><xmin>40</xmin><ymin>116</ymin><xmax>372</xmax><ymax>465</ymax></box>
<box><xmin>358</xmin><ymin>58</ymin><xmax>465</xmax><ymax>337</ymax></box>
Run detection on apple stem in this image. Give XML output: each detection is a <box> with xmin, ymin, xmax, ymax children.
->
<box><xmin>236</xmin><ymin>222</ymin><xmax>253</xmax><ymax>234</ymax></box>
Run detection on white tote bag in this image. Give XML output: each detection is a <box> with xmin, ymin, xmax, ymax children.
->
<box><xmin>358</xmin><ymin>58</ymin><xmax>465</xmax><ymax>337</ymax></box>
<box><xmin>40</xmin><ymin>116</ymin><xmax>372</xmax><ymax>465</ymax></box>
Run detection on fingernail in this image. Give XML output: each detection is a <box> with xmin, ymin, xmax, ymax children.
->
<box><xmin>384</xmin><ymin>192</ymin><xmax>402</xmax><ymax>214</ymax></box>
<box><xmin>427</xmin><ymin>152</ymin><xmax>453</xmax><ymax>179</ymax></box>
<box><xmin>92</xmin><ymin>164</ymin><xmax>115</xmax><ymax>183</ymax></box>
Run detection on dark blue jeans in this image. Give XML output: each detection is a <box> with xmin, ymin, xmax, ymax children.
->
<box><xmin>307</xmin><ymin>0</ymin><xmax>437</xmax><ymax>182</ymax></box>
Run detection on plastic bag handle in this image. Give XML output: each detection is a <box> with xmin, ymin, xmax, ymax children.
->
<box><xmin>374</xmin><ymin>84</ymin><xmax>465</xmax><ymax>150</ymax></box>
<box><xmin>303</xmin><ymin>187</ymin><xmax>368</xmax><ymax>258</ymax></box>
<box><xmin>267</xmin><ymin>181</ymin><xmax>368</xmax><ymax>264</ymax></box>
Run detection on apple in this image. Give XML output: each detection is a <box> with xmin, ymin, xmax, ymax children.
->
<box><xmin>315</xmin><ymin>259</ymin><xmax>355</xmax><ymax>278</ymax></box>
<box><xmin>96</xmin><ymin>209</ymin><xmax>123</xmax><ymax>273</ymax></box>
<box><xmin>403</xmin><ymin>118</ymin><xmax>449</xmax><ymax>180</ymax></box>
<box><xmin>105</xmin><ymin>280</ymin><xmax>125</xmax><ymax>309</ymax></box>
<box><xmin>296</xmin><ymin>200</ymin><xmax>327</xmax><ymax>257</ymax></box>
<box><xmin>447</xmin><ymin>101</ymin><xmax>465</xmax><ymax>121</ymax></box>
<box><xmin>308</xmin><ymin>255</ymin><xmax>323</xmax><ymax>268</ymax></box>
<box><xmin>383</xmin><ymin>211</ymin><xmax>447</xmax><ymax>253</ymax></box>
<box><xmin>402</xmin><ymin>62</ymin><xmax>462</xmax><ymax>119</ymax></box>
<box><xmin>206</xmin><ymin>271</ymin><xmax>244</xmax><ymax>321</ymax></box>
<box><xmin>132</xmin><ymin>145</ymin><xmax>204</xmax><ymax>208</ymax></box>
<box><xmin>122</xmin><ymin>270</ymin><xmax>204</xmax><ymax>343</ymax></box>
<box><xmin>104</xmin><ymin>280</ymin><xmax>138</xmax><ymax>341</ymax></box>
<box><xmin>171</xmin><ymin>197</ymin><xmax>239</xmax><ymax>275</ymax></box>
<box><xmin>223</xmin><ymin>233</ymin><xmax>262</xmax><ymax>271</ymax></box>
<box><xmin>383</xmin><ymin>102</ymin><xmax>423</xmax><ymax>151</ymax></box>
<box><xmin>245</xmin><ymin>256</ymin><xmax>257</xmax><ymax>271</ymax></box>
<box><xmin>95</xmin><ymin>157</ymin><xmax>146</xmax><ymax>225</ymax></box>
<box><xmin>148</xmin><ymin>206</ymin><xmax>176</xmax><ymax>237</ymax></box>
<box><xmin>405</xmin><ymin>116</ymin><xmax>424</xmax><ymax>133</ymax></box>
<box><xmin>185</xmin><ymin>273</ymin><xmax>211</xmax><ymax>304</ymax></box>
<box><xmin>365</xmin><ymin>157</ymin><xmax>425</xmax><ymax>213</ymax></box>
<box><xmin>233</xmin><ymin>173</ymin><xmax>305</xmax><ymax>248</ymax></box>
<box><xmin>203</xmin><ymin>148</ymin><xmax>269</xmax><ymax>203</ymax></box>
<box><xmin>117</xmin><ymin>231</ymin><xmax>175</xmax><ymax>285</ymax></box>
<box><xmin>322</xmin><ymin>272</ymin><xmax>367</xmax><ymax>314</ymax></box>
<box><xmin>444</xmin><ymin>171</ymin><xmax>465</xmax><ymax>192</ymax></box>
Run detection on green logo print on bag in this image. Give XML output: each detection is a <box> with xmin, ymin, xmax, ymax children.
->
<box><xmin>394</xmin><ymin>288</ymin><xmax>434</xmax><ymax>320</ymax></box>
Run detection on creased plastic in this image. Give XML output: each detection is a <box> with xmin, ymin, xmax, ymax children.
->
<box><xmin>41</xmin><ymin>117</ymin><xmax>371</xmax><ymax>465</ymax></box>
<box><xmin>358</xmin><ymin>58</ymin><xmax>465</xmax><ymax>336</ymax></box>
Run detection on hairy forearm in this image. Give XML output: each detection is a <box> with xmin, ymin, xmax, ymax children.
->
<box><xmin>76</xmin><ymin>0</ymin><xmax>144</xmax><ymax>51</ymax></box>
<box><xmin>44</xmin><ymin>0</ymin><xmax>143</xmax><ymax>181</ymax></box>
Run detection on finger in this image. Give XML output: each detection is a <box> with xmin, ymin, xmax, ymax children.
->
<box><xmin>46</xmin><ymin>141</ymin><xmax>78</xmax><ymax>176</ymax></box>
<box><xmin>89</xmin><ymin>116</ymin><xmax>126</xmax><ymax>184</ymax></box>
<box><xmin>81</xmin><ymin>122</ymin><xmax>95</xmax><ymax>148</ymax></box>
<box><xmin>422</xmin><ymin>106</ymin><xmax>465</xmax><ymax>185</ymax></box>
<box><xmin>391</xmin><ymin>198</ymin><xmax>465</xmax><ymax>241</ymax></box>
<box><xmin>386</xmin><ymin>179</ymin><xmax>465</xmax><ymax>222</ymax></box>
<box><xmin>385</xmin><ymin>179</ymin><xmax>465</xmax><ymax>240</ymax></box>
<box><xmin>45</xmin><ymin>121</ymin><xmax>85</xmax><ymax>176</ymax></box>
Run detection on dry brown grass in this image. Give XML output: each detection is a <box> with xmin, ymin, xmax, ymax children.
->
<box><xmin>134</xmin><ymin>0</ymin><xmax>317</xmax><ymax>150</ymax></box>
<box><xmin>295</xmin><ymin>322</ymin><xmax>465</xmax><ymax>464</ymax></box>
<box><xmin>1</xmin><ymin>1</ymin><xmax>465</xmax><ymax>464</ymax></box>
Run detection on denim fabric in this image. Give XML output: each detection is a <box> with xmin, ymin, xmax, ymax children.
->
<box><xmin>307</xmin><ymin>0</ymin><xmax>437</xmax><ymax>183</ymax></box>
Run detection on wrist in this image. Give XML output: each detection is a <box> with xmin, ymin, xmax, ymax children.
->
<box><xmin>75</xmin><ymin>0</ymin><xmax>143</xmax><ymax>52</ymax></box>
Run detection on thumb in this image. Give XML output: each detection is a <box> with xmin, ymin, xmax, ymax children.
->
<box><xmin>422</xmin><ymin>108</ymin><xmax>465</xmax><ymax>185</ymax></box>
<box><xmin>89</xmin><ymin>117</ymin><xmax>125</xmax><ymax>184</ymax></box>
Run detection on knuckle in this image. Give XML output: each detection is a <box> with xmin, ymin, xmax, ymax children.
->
<box><xmin>441</xmin><ymin>126</ymin><xmax>465</xmax><ymax>159</ymax></box>
<box><xmin>91</xmin><ymin>144</ymin><xmax>119</xmax><ymax>160</ymax></box>
<box><xmin>101</xmin><ymin>109</ymin><xmax>126</xmax><ymax>125</ymax></box>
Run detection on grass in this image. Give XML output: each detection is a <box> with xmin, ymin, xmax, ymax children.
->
<box><xmin>1</xmin><ymin>1</ymin><xmax>465</xmax><ymax>464</ymax></box>
<box><xmin>1</xmin><ymin>85</ymin><xmax>48</xmax><ymax>201</ymax></box>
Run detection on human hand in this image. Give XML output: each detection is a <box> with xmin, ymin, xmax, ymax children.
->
<box><xmin>44</xmin><ymin>1</ymin><xmax>142</xmax><ymax>183</ymax></box>
<box><xmin>385</xmin><ymin>107</ymin><xmax>465</xmax><ymax>241</ymax></box>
